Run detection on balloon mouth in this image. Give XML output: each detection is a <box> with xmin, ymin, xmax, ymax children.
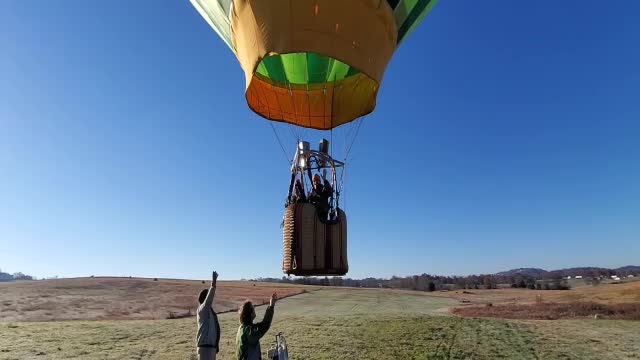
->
<box><xmin>255</xmin><ymin>53</ymin><xmax>361</xmax><ymax>85</ymax></box>
<box><xmin>245</xmin><ymin>53</ymin><xmax>378</xmax><ymax>130</ymax></box>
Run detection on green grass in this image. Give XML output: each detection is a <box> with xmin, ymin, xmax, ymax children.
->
<box><xmin>268</xmin><ymin>288</ymin><xmax>457</xmax><ymax>316</ymax></box>
<box><xmin>1</xmin><ymin>289</ymin><xmax>638</xmax><ymax>359</ymax></box>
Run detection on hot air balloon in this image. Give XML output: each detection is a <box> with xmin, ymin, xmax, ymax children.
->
<box><xmin>190</xmin><ymin>0</ymin><xmax>438</xmax><ymax>276</ymax></box>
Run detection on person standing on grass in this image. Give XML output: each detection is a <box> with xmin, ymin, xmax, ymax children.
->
<box><xmin>235</xmin><ymin>292</ymin><xmax>278</xmax><ymax>360</ymax></box>
<box><xmin>196</xmin><ymin>271</ymin><xmax>221</xmax><ymax>360</ymax></box>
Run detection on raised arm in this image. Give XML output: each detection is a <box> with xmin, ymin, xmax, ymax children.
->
<box><xmin>245</xmin><ymin>293</ymin><xmax>277</xmax><ymax>344</ymax></box>
<box><xmin>203</xmin><ymin>271</ymin><xmax>218</xmax><ymax>307</ymax></box>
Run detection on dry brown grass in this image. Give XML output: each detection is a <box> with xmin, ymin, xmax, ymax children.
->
<box><xmin>0</xmin><ymin>277</ymin><xmax>314</xmax><ymax>322</ymax></box>
<box><xmin>452</xmin><ymin>302</ymin><xmax>640</xmax><ymax>320</ymax></box>
<box><xmin>428</xmin><ymin>279</ymin><xmax>640</xmax><ymax>308</ymax></box>
<box><xmin>440</xmin><ymin>280</ymin><xmax>640</xmax><ymax>321</ymax></box>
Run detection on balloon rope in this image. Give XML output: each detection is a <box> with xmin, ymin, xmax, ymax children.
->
<box><xmin>343</xmin><ymin>119</ymin><xmax>358</xmax><ymax>155</ymax></box>
<box><xmin>330</xmin><ymin>128</ymin><xmax>333</xmax><ymax>157</ymax></box>
<box><xmin>344</xmin><ymin>116</ymin><xmax>366</xmax><ymax>163</ymax></box>
<box><xmin>269</xmin><ymin>122</ymin><xmax>291</xmax><ymax>165</ymax></box>
<box><xmin>285</xmin><ymin>80</ymin><xmax>302</xmax><ymax>142</ymax></box>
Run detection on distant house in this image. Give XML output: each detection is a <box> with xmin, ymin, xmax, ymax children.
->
<box><xmin>612</xmin><ymin>276</ymin><xmax>621</xmax><ymax>281</ymax></box>
<box><xmin>564</xmin><ymin>276</ymin><xmax>572</xmax><ymax>280</ymax></box>
<box><xmin>0</xmin><ymin>272</ymin><xmax>14</xmax><ymax>282</ymax></box>
<box><xmin>575</xmin><ymin>276</ymin><xmax>583</xmax><ymax>279</ymax></box>
<box><xmin>628</xmin><ymin>275</ymin><xmax>635</xmax><ymax>278</ymax></box>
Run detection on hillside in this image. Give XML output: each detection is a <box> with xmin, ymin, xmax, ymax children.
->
<box><xmin>496</xmin><ymin>268</ymin><xmax>548</xmax><ymax>277</ymax></box>
<box><xmin>495</xmin><ymin>266</ymin><xmax>639</xmax><ymax>279</ymax></box>
<box><xmin>616</xmin><ymin>266</ymin><xmax>640</xmax><ymax>274</ymax></box>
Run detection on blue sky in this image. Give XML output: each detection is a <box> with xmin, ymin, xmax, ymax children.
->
<box><xmin>1</xmin><ymin>1</ymin><xmax>638</xmax><ymax>280</ymax></box>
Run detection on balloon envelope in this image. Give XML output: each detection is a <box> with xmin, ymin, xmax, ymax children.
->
<box><xmin>191</xmin><ymin>0</ymin><xmax>438</xmax><ymax>129</ymax></box>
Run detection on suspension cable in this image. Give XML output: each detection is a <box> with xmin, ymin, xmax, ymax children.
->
<box><xmin>330</xmin><ymin>128</ymin><xmax>333</xmax><ymax>157</ymax></box>
<box><xmin>344</xmin><ymin>115</ymin><xmax>367</xmax><ymax>163</ymax></box>
<box><xmin>343</xmin><ymin>119</ymin><xmax>358</xmax><ymax>155</ymax></box>
<box><xmin>285</xmin><ymin>80</ymin><xmax>302</xmax><ymax>143</ymax></box>
<box><xmin>269</xmin><ymin>121</ymin><xmax>291</xmax><ymax>165</ymax></box>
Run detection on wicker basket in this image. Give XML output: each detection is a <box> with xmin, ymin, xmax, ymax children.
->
<box><xmin>282</xmin><ymin>203</ymin><xmax>348</xmax><ymax>276</ymax></box>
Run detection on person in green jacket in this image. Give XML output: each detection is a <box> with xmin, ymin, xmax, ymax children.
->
<box><xmin>235</xmin><ymin>292</ymin><xmax>278</xmax><ymax>360</ymax></box>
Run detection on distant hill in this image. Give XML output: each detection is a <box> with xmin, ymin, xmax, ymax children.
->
<box><xmin>616</xmin><ymin>266</ymin><xmax>640</xmax><ymax>275</ymax></box>
<box><xmin>495</xmin><ymin>268</ymin><xmax>548</xmax><ymax>277</ymax></box>
<box><xmin>496</xmin><ymin>266</ymin><xmax>639</xmax><ymax>279</ymax></box>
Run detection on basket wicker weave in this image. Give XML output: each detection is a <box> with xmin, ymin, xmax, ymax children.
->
<box><xmin>282</xmin><ymin>203</ymin><xmax>348</xmax><ymax>276</ymax></box>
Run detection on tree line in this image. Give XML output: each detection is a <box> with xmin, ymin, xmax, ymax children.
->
<box><xmin>249</xmin><ymin>266</ymin><xmax>639</xmax><ymax>291</ymax></box>
<box><xmin>251</xmin><ymin>273</ymin><xmax>573</xmax><ymax>291</ymax></box>
<box><xmin>0</xmin><ymin>269</ymin><xmax>34</xmax><ymax>282</ymax></box>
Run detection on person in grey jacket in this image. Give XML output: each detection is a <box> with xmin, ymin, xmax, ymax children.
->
<box><xmin>197</xmin><ymin>271</ymin><xmax>221</xmax><ymax>359</ymax></box>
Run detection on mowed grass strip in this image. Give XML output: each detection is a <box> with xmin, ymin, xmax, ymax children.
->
<box><xmin>525</xmin><ymin>319</ymin><xmax>640</xmax><ymax>360</ymax></box>
<box><xmin>269</xmin><ymin>288</ymin><xmax>457</xmax><ymax>316</ymax></box>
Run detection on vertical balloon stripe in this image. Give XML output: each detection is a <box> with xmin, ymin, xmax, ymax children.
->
<box><xmin>190</xmin><ymin>0</ymin><xmax>233</xmax><ymax>50</ymax></box>
<box><xmin>397</xmin><ymin>0</ymin><xmax>436</xmax><ymax>44</ymax></box>
<box><xmin>217</xmin><ymin>0</ymin><xmax>232</xmax><ymax>16</ymax></box>
<box><xmin>393</xmin><ymin>0</ymin><xmax>418</xmax><ymax>30</ymax></box>
<box><xmin>307</xmin><ymin>53</ymin><xmax>331</xmax><ymax>84</ymax></box>
<box><xmin>327</xmin><ymin>61</ymin><xmax>351</xmax><ymax>84</ymax></box>
<box><xmin>282</xmin><ymin>53</ymin><xmax>309</xmax><ymax>84</ymax></box>
<box><xmin>256</xmin><ymin>62</ymin><xmax>269</xmax><ymax>78</ymax></box>
<box><xmin>398</xmin><ymin>0</ymin><xmax>437</xmax><ymax>44</ymax></box>
<box><xmin>261</xmin><ymin>55</ymin><xmax>287</xmax><ymax>84</ymax></box>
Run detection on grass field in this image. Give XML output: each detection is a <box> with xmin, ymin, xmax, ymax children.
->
<box><xmin>427</xmin><ymin>279</ymin><xmax>640</xmax><ymax>306</ymax></box>
<box><xmin>453</xmin><ymin>301</ymin><xmax>640</xmax><ymax>320</ymax></box>
<box><xmin>2</xmin><ymin>286</ymin><xmax>639</xmax><ymax>359</ymax></box>
<box><xmin>0</xmin><ymin>278</ymin><xmax>311</xmax><ymax>322</ymax></box>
